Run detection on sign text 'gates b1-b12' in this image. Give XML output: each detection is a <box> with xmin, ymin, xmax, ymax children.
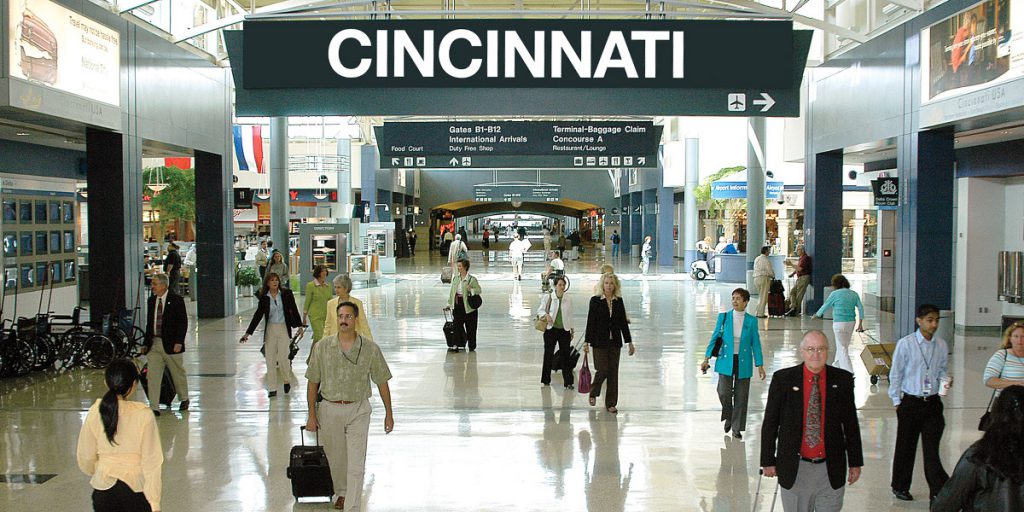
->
<box><xmin>377</xmin><ymin>121</ymin><xmax>661</xmax><ymax>169</ymax></box>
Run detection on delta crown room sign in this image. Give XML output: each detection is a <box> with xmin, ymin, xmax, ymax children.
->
<box><xmin>242</xmin><ymin>19</ymin><xmax>794</xmax><ymax>89</ymax></box>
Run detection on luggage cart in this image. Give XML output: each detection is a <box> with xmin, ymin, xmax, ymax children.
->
<box><xmin>858</xmin><ymin>331</ymin><xmax>895</xmax><ymax>385</ymax></box>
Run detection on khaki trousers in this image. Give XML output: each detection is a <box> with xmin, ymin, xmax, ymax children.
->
<box><xmin>264</xmin><ymin>323</ymin><xmax>296</xmax><ymax>390</ymax></box>
<box><xmin>755</xmin><ymin>276</ymin><xmax>773</xmax><ymax>317</ymax></box>
<box><xmin>320</xmin><ymin>399</ymin><xmax>372</xmax><ymax>511</ymax></box>
<box><xmin>147</xmin><ymin>337</ymin><xmax>189</xmax><ymax>409</ymax></box>
<box><xmin>789</xmin><ymin>275</ymin><xmax>811</xmax><ymax>313</ymax></box>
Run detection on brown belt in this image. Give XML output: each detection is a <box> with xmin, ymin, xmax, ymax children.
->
<box><xmin>329</xmin><ymin>400</ymin><xmax>355</xmax><ymax>404</ymax></box>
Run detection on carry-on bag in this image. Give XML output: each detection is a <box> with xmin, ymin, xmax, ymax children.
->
<box><xmin>442</xmin><ymin>308</ymin><xmax>463</xmax><ymax>349</ymax></box>
<box><xmin>440</xmin><ymin>266</ymin><xmax>453</xmax><ymax>284</ymax></box>
<box><xmin>767</xmin><ymin>280</ymin><xmax>787</xmax><ymax>317</ymax></box>
<box><xmin>287</xmin><ymin>426</ymin><xmax>334</xmax><ymax>500</ymax></box>
<box><xmin>139</xmin><ymin>362</ymin><xmax>176</xmax><ymax>407</ymax></box>
<box><xmin>753</xmin><ymin>469</ymin><xmax>780</xmax><ymax>512</ymax></box>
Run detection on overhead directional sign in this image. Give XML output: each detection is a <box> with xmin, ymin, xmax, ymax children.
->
<box><xmin>474</xmin><ymin>183</ymin><xmax>561</xmax><ymax>203</ymax></box>
<box><xmin>378</xmin><ymin>121</ymin><xmax>661</xmax><ymax>169</ymax></box>
<box><xmin>225</xmin><ymin>20</ymin><xmax>812</xmax><ymax>117</ymax></box>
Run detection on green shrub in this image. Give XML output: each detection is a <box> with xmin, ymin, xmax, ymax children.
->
<box><xmin>236</xmin><ymin>266</ymin><xmax>262</xmax><ymax>287</ymax></box>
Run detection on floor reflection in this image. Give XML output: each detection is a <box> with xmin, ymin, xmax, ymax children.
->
<box><xmin>538</xmin><ymin>388</ymin><xmax>574</xmax><ymax>499</ymax></box>
<box><xmin>583</xmin><ymin>410</ymin><xmax>632</xmax><ymax>512</ymax></box>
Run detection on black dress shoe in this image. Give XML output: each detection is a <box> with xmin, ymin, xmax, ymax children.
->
<box><xmin>724</xmin><ymin>422</ymin><xmax>732</xmax><ymax>433</ymax></box>
<box><xmin>284</xmin><ymin>383</ymin><xmax>291</xmax><ymax>394</ymax></box>
<box><xmin>892</xmin><ymin>490</ymin><xmax>914</xmax><ymax>501</ymax></box>
<box><xmin>153</xmin><ymin>410</ymin><xmax>161</xmax><ymax>417</ymax></box>
<box><xmin>732</xmin><ymin>431</ymin><xmax>743</xmax><ymax>440</ymax></box>
<box><xmin>564</xmin><ymin>384</ymin><xmax>575</xmax><ymax>390</ymax></box>
<box><xmin>268</xmin><ymin>391</ymin><xmax>277</xmax><ymax>398</ymax></box>
<box><xmin>178</xmin><ymin>400</ymin><xmax>190</xmax><ymax>411</ymax></box>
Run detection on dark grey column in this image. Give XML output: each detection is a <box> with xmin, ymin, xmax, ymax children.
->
<box><xmin>194</xmin><ymin>150</ymin><xmax>234</xmax><ymax>318</ymax></box>
<box><xmin>656</xmin><ymin>187</ymin><xmax>673</xmax><ymax>266</ymax></box>
<box><xmin>86</xmin><ymin>128</ymin><xmax>128</xmax><ymax>316</ymax></box>
<box><xmin>682</xmin><ymin>138</ymin><xmax>699</xmax><ymax>267</ymax></box>
<box><xmin>804</xmin><ymin>149</ymin><xmax>844</xmax><ymax>312</ymax></box>
<box><xmin>269</xmin><ymin>117</ymin><xmax>289</xmax><ymax>255</ymax></box>
<box><xmin>361</xmin><ymin>145</ymin><xmax>378</xmax><ymax>221</ymax></box>
<box><xmin>895</xmin><ymin>128</ymin><xmax>955</xmax><ymax>334</ymax></box>
<box><xmin>746</xmin><ymin>117</ymin><xmax>766</xmax><ymax>291</ymax></box>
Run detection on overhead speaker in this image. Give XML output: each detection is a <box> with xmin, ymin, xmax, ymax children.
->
<box><xmin>848</xmin><ymin>170</ymin><xmax>858</xmax><ymax>180</ymax></box>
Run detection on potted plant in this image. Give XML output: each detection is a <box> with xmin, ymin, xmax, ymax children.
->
<box><xmin>235</xmin><ymin>266</ymin><xmax>261</xmax><ymax>297</ymax></box>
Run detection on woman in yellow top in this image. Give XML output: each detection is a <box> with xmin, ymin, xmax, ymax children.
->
<box><xmin>302</xmin><ymin>265</ymin><xmax>332</xmax><ymax>342</ymax></box>
<box><xmin>322</xmin><ymin>273</ymin><xmax>372</xmax><ymax>342</ymax></box>
<box><xmin>77</xmin><ymin>359</ymin><xmax>163</xmax><ymax>511</ymax></box>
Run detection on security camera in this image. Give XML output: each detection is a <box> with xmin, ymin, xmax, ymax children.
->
<box><xmin>765</xmin><ymin>170</ymin><xmax>774</xmax><ymax>179</ymax></box>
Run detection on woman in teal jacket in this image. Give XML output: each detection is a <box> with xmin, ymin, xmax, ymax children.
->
<box><xmin>701</xmin><ymin>288</ymin><xmax>766</xmax><ymax>439</ymax></box>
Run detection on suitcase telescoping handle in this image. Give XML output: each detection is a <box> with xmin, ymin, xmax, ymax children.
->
<box><xmin>443</xmin><ymin>307</ymin><xmax>454</xmax><ymax>323</ymax></box>
<box><xmin>300</xmin><ymin>425</ymin><xmax>320</xmax><ymax>446</ymax></box>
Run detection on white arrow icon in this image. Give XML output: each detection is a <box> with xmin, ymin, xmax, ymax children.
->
<box><xmin>449</xmin><ymin>157</ymin><xmax>459</xmax><ymax>166</ymax></box>
<box><xmin>753</xmin><ymin>93</ymin><xmax>775</xmax><ymax>112</ymax></box>
<box><xmin>392</xmin><ymin>158</ymin><xmax>401</xmax><ymax>166</ymax></box>
<box><xmin>638</xmin><ymin>157</ymin><xmax>646</xmax><ymax>166</ymax></box>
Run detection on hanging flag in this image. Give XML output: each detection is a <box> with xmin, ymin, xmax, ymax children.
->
<box><xmin>164</xmin><ymin>157</ymin><xmax>192</xmax><ymax>170</ymax></box>
<box><xmin>233</xmin><ymin>125</ymin><xmax>265</xmax><ymax>172</ymax></box>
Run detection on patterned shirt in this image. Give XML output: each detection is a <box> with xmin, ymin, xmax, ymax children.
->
<box><xmin>984</xmin><ymin>349</ymin><xmax>1024</xmax><ymax>396</ymax></box>
<box><xmin>306</xmin><ymin>334</ymin><xmax>392</xmax><ymax>402</ymax></box>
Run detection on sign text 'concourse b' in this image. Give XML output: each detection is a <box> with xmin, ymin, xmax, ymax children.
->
<box><xmin>242</xmin><ymin>19</ymin><xmax>794</xmax><ymax>90</ymax></box>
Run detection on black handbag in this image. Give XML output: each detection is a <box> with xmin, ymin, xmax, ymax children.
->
<box><xmin>710</xmin><ymin>313</ymin><xmax>725</xmax><ymax>358</ymax></box>
<box><xmin>468</xmin><ymin>293</ymin><xmax>482</xmax><ymax>309</ymax></box>
<box><xmin>979</xmin><ymin>349</ymin><xmax>1007</xmax><ymax>431</ymax></box>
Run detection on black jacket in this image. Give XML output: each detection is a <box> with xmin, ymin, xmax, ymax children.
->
<box><xmin>164</xmin><ymin>250</ymin><xmax>182</xmax><ymax>278</ymax></box>
<box><xmin>584</xmin><ymin>296</ymin><xmax>632</xmax><ymax>348</ymax></box>
<box><xmin>144</xmin><ymin>292</ymin><xmax>188</xmax><ymax>353</ymax></box>
<box><xmin>760</xmin><ymin>364</ymin><xmax>863</xmax><ymax>490</ymax></box>
<box><xmin>245</xmin><ymin>288</ymin><xmax>303</xmax><ymax>338</ymax></box>
<box><xmin>931</xmin><ymin>445</ymin><xmax>1024</xmax><ymax>512</ymax></box>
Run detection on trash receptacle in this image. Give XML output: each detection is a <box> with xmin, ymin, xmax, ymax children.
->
<box><xmin>631</xmin><ymin>244</ymin><xmax>639</xmax><ymax>259</ymax></box>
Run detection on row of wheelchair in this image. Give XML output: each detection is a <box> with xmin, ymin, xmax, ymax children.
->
<box><xmin>0</xmin><ymin>307</ymin><xmax>146</xmax><ymax>378</ymax></box>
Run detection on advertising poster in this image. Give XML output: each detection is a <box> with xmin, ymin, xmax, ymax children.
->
<box><xmin>922</xmin><ymin>0</ymin><xmax>1024</xmax><ymax>102</ymax></box>
<box><xmin>8</xmin><ymin>0</ymin><xmax>120</xmax><ymax>106</ymax></box>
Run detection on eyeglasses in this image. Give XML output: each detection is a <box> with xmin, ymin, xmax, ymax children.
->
<box><xmin>801</xmin><ymin>347</ymin><xmax>828</xmax><ymax>354</ymax></box>
<box><xmin>338</xmin><ymin>314</ymin><xmax>356</xmax><ymax>320</ymax></box>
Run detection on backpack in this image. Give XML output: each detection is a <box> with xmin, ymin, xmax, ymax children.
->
<box><xmin>612</xmin><ymin>234</ymin><xmax>620</xmax><ymax>244</ymax></box>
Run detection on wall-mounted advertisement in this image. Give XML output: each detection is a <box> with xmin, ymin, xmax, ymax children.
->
<box><xmin>7</xmin><ymin>0</ymin><xmax>121</xmax><ymax>106</ymax></box>
<box><xmin>921</xmin><ymin>0</ymin><xmax>1020</xmax><ymax>103</ymax></box>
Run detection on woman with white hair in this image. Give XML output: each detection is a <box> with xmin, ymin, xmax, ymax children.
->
<box><xmin>448</xmin><ymin>233</ymin><xmax>468</xmax><ymax>271</ymax></box>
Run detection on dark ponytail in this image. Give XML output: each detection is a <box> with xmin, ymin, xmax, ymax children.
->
<box><xmin>99</xmin><ymin>359</ymin><xmax>140</xmax><ymax>445</ymax></box>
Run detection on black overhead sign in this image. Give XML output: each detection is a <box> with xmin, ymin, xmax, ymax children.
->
<box><xmin>243</xmin><ymin>20</ymin><xmax>792</xmax><ymax>90</ymax></box>
<box><xmin>377</xmin><ymin>121</ymin><xmax>661</xmax><ymax>169</ymax></box>
<box><xmin>871</xmin><ymin>178</ymin><xmax>899</xmax><ymax>210</ymax></box>
<box><xmin>474</xmin><ymin>183</ymin><xmax>561</xmax><ymax>203</ymax></box>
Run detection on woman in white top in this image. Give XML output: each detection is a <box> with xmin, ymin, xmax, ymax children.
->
<box><xmin>541</xmin><ymin>250</ymin><xmax>565</xmax><ymax>290</ymax></box>
<box><xmin>508</xmin><ymin>233</ymin><xmax>527</xmax><ymax>281</ymax></box>
<box><xmin>77</xmin><ymin>359</ymin><xmax>163</xmax><ymax>511</ymax></box>
<box><xmin>539</xmin><ymin>276</ymin><xmax>575</xmax><ymax>389</ymax></box>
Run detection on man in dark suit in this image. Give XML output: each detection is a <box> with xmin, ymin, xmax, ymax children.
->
<box><xmin>142</xmin><ymin>273</ymin><xmax>190</xmax><ymax>415</ymax></box>
<box><xmin>761</xmin><ymin>330</ymin><xmax>863</xmax><ymax>511</ymax></box>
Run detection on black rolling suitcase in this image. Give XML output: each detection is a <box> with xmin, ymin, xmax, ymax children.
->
<box><xmin>442</xmin><ymin>308</ymin><xmax>463</xmax><ymax>350</ymax></box>
<box><xmin>287</xmin><ymin>426</ymin><xmax>334</xmax><ymax>501</ymax></box>
<box><xmin>139</xmin><ymin>362</ymin><xmax>176</xmax><ymax>407</ymax></box>
<box><xmin>767</xmin><ymin>279</ymin><xmax>787</xmax><ymax>317</ymax></box>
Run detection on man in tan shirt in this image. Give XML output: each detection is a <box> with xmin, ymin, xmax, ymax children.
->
<box><xmin>306</xmin><ymin>300</ymin><xmax>393</xmax><ymax>511</ymax></box>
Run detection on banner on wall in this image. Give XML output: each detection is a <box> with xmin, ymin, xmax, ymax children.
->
<box><xmin>921</xmin><ymin>0</ymin><xmax>1020</xmax><ymax>103</ymax></box>
<box><xmin>7</xmin><ymin>0</ymin><xmax>120</xmax><ymax>106</ymax></box>
<box><xmin>871</xmin><ymin>178</ymin><xmax>899</xmax><ymax>210</ymax></box>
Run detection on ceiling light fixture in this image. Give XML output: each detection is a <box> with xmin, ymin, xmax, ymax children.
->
<box><xmin>15</xmin><ymin>132</ymin><xmax>30</xmax><ymax>136</ymax></box>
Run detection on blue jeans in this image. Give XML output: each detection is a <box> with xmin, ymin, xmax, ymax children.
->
<box><xmin>612</xmin><ymin>243</ymin><xmax>619</xmax><ymax>257</ymax></box>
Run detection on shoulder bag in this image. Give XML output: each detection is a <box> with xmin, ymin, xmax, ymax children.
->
<box><xmin>710</xmin><ymin>313</ymin><xmax>726</xmax><ymax>358</ymax></box>
<box><xmin>979</xmin><ymin>349</ymin><xmax>1008</xmax><ymax>431</ymax></box>
<box><xmin>577</xmin><ymin>352</ymin><xmax>592</xmax><ymax>394</ymax></box>
<box><xmin>467</xmin><ymin>277</ymin><xmax>483</xmax><ymax>309</ymax></box>
<box><xmin>534</xmin><ymin>293</ymin><xmax>552</xmax><ymax>332</ymax></box>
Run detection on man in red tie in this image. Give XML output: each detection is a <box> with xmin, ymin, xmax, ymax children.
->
<box><xmin>760</xmin><ymin>330</ymin><xmax>863</xmax><ymax>511</ymax></box>
<box><xmin>142</xmin><ymin>273</ymin><xmax>190</xmax><ymax>415</ymax></box>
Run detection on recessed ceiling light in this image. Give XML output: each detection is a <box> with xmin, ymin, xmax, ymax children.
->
<box><xmin>15</xmin><ymin>132</ymin><xmax>29</xmax><ymax>136</ymax></box>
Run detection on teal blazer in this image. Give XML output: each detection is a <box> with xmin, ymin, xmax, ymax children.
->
<box><xmin>704</xmin><ymin>310</ymin><xmax>764</xmax><ymax>379</ymax></box>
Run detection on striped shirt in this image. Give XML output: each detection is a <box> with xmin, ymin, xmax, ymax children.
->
<box><xmin>983</xmin><ymin>349</ymin><xmax>1024</xmax><ymax>396</ymax></box>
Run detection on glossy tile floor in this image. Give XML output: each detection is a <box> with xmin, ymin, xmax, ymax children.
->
<box><xmin>0</xmin><ymin>253</ymin><xmax>1002</xmax><ymax>511</ymax></box>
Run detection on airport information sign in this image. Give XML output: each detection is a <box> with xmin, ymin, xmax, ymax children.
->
<box><xmin>378</xmin><ymin>121</ymin><xmax>661</xmax><ymax>169</ymax></box>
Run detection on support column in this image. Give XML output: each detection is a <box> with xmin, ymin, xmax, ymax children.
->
<box><xmin>86</xmin><ymin>128</ymin><xmax>142</xmax><ymax>316</ymax></box>
<box><xmin>876</xmin><ymin>209</ymin><xmax>896</xmax><ymax>312</ymax></box>
<box><xmin>746</xmin><ymin>117</ymin><xmax>766</xmax><ymax>292</ymax></box>
<box><xmin>805</xmin><ymin>149</ymin><xmax>844</xmax><ymax>312</ymax></box>
<box><xmin>895</xmin><ymin>128</ymin><xmax>955</xmax><ymax>334</ymax></box>
<box><xmin>194</xmin><ymin>151</ymin><xmax>234</xmax><ymax>317</ymax></box>
<box><xmin>269</xmin><ymin>117</ymin><xmax>289</xmax><ymax>256</ymax></box>
<box><xmin>851</xmin><ymin>210</ymin><xmax>866</xmax><ymax>273</ymax></box>
<box><xmin>682</xmin><ymin>137</ymin><xmax>699</xmax><ymax>267</ymax></box>
<box><xmin>777</xmin><ymin>209</ymin><xmax>791</xmax><ymax>257</ymax></box>
<box><xmin>657</xmin><ymin>187</ymin><xmax>674</xmax><ymax>267</ymax></box>
<box><xmin>335</xmin><ymin>138</ymin><xmax>353</xmax><ymax>221</ymax></box>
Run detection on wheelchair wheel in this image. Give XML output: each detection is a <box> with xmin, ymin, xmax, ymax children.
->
<box><xmin>83</xmin><ymin>335</ymin><xmax>116</xmax><ymax>369</ymax></box>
